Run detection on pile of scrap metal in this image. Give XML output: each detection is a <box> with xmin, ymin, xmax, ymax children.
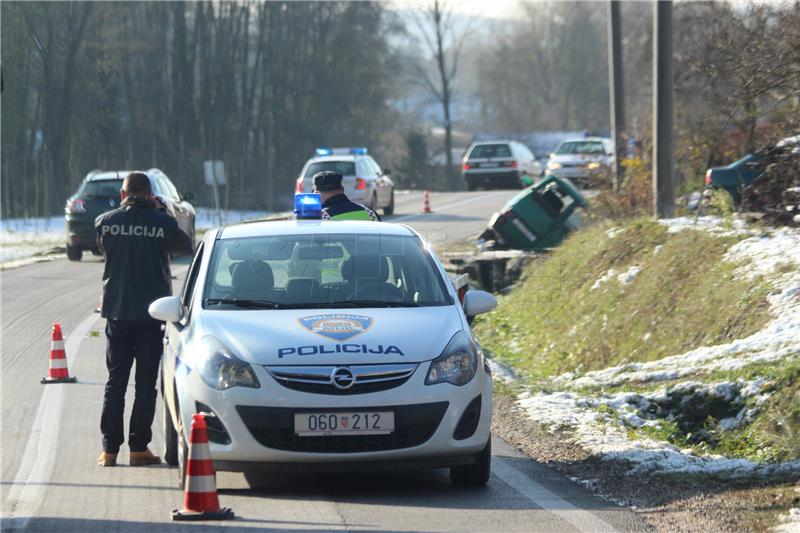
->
<box><xmin>741</xmin><ymin>141</ymin><xmax>800</xmax><ymax>227</ymax></box>
<box><xmin>478</xmin><ymin>175</ymin><xmax>587</xmax><ymax>251</ymax></box>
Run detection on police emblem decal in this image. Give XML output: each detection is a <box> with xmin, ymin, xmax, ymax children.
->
<box><xmin>299</xmin><ymin>314</ymin><xmax>372</xmax><ymax>341</ymax></box>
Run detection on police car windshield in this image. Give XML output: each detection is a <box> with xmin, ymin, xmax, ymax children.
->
<box><xmin>204</xmin><ymin>233</ymin><xmax>453</xmax><ymax>309</ymax></box>
<box><xmin>304</xmin><ymin>161</ymin><xmax>356</xmax><ymax>178</ymax></box>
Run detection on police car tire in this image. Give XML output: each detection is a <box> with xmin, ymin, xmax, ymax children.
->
<box><xmin>66</xmin><ymin>245</ymin><xmax>82</xmax><ymax>262</ymax></box>
<box><xmin>163</xmin><ymin>400</ymin><xmax>179</xmax><ymax>466</ymax></box>
<box><xmin>450</xmin><ymin>439</ymin><xmax>491</xmax><ymax>486</ymax></box>
<box><xmin>384</xmin><ymin>191</ymin><xmax>395</xmax><ymax>216</ymax></box>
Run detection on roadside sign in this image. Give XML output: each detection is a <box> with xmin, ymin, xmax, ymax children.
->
<box><xmin>203</xmin><ymin>160</ymin><xmax>226</xmax><ymax>186</ymax></box>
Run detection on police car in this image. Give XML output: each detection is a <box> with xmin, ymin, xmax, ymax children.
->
<box><xmin>295</xmin><ymin>148</ymin><xmax>395</xmax><ymax>215</ymax></box>
<box><xmin>150</xmin><ymin>195</ymin><xmax>496</xmax><ymax>487</ymax></box>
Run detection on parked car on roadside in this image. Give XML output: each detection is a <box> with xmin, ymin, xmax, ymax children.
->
<box><xmin>295</xmin><ymin>148</ymin><xmax>395</xmax><ymax>215</ymax></box>
<box><xmin>705</xmin><ymin>135</ymin><xmax>800</xmax><ymax>203</ymax></box>
<box><xmin>461</xmin><ymin>141</ymin><xmax>542</xmax><ymax>191</ymax></box>
<box><xmin>64</xmin><ymin>168</ymin><xmax>196</xmax><ymax>261</ymax></box>
<box><xmin>545</xmin><ymin>137</ymin><xmax>614</xmax><ymax>189</ymax></box>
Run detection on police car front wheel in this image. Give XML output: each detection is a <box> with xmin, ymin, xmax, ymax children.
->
<box><xmin>450</xmin><ymin>438</ymin><xmax>491</xmax><ymax>486</ymax></box>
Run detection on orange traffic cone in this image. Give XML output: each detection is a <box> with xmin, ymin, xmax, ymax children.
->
<box><xmin>40</xmin><ymin>323</ymin><xmax>77</xmax><ymax>384</ymax></box>
<box><xmin>172</xmin><ymin>413</ymin><xmax>234</xmax><ymax>521</ymax></box>
<box><xmin>422</xmin><ymin>190</ymin><xmax>433</xmax><ymax>214</ymax></box>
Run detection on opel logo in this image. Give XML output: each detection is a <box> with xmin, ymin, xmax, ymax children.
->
<box><xmin>108</xmin><ymin>198</ymin><xmax>116</xmax><ymax>207</ymax></box>
<box><xmin>331</xmin><ymin>367</ymin><xmax>355</xmax><ymax>390</ymax></box>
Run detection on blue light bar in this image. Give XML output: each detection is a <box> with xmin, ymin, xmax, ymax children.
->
<box><xmin>314</xmin><ymin>147</ymin><xmax>368</xmax><ymax>156</ymax></box>
<box><xmin>294</xmin><ymin>193</ymin><xmax>322</xmax><ymax>220</ymax></box>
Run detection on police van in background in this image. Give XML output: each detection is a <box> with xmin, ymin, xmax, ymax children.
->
<box><xmin>295</xmin><ymin>148</ymin><xmax>395</xmax><ymax>216</ymax></box>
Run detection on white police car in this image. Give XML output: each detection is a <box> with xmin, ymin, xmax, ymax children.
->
<box><xmin>294</xmin><ymin>148</ymin><xmax>395</xmax><ymax>215</ymax></box>
<box><xmin>150</xmin><ymin>202</ymin><xmax>497</xmax><ymax>487</ymax></box>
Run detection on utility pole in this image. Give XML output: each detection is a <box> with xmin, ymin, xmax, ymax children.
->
<box><xmin>607</xmin><ymin>0</ymin><xmax>625</xmax><ymax>191</ymax></box>
<box><xmin>652</xmin><ymin>0</ymin><xmax>675</xmax><ymax>218</ymax></box>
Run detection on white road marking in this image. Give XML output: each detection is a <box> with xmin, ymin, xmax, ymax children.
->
<box><xmin>493</xmin><ymin>458</ymin><xmax>619</xmax><ymax>533</ymax></box>
<box><xmin>3</xmin><ymin>312</ymin><xmax>99</xmax><ymax>530</ymax></box>
<box><xmin>390</xmin><ymin>191</ymin><xmax>511</xmax><ymax>222</ymax></box>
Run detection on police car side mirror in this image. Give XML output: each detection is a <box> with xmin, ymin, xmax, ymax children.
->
<box><xmin>149</xmin><ymin>296</ymin><xmax>184</xmax><ymax>323</ymax></box>
<box><xmin>463</xmin><ymin>290</ymin><xmax>497</xmax><ymax>317</ymax></box>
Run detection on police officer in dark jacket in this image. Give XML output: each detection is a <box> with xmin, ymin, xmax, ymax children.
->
<box><xmin>94</xmin><ymin>171</ymin><xmax>193</xmax><ymax>467</ymax></box>
<box><xmin>313</xmin><ymin>171</ymin><xmax>381</xmax><ymax>221</ymax></box>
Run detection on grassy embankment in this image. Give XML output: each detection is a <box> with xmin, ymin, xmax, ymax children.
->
<box><xmin>474</xmin><ymin>218</ymin><xmax>800</xmax><ymax>462</ymax></box>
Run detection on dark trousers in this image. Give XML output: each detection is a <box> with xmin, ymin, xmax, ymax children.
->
<box><xmin>100</xmin><ymin>320</ymin><xmax>164</xmax><ymax>453</ymax></box>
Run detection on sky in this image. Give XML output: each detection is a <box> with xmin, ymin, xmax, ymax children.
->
<box><xmin>389</xmin><ymin>0</ymin><xmax>524</xmax><ymax>21</ymax></box>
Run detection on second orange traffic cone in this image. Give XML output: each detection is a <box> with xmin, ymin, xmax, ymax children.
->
<box><xmin>172</xmin><ymin>413</ymin><xmax>234</xmax><ymax>521</ymax></box>
<box><xmin>421</xmin><ymin>190</ymin><xmax>433</xmax><ymax>213</ymax></box>
<box><xmin>41</xmin><ymin>323</ymin><xmax>76</xmax><ymax>384</ymax></box>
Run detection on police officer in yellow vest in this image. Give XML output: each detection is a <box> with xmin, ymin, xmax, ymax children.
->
<box><xmin>313</xmin><ymin>171</ymin><xmax>381</xmax><ymax>221</ymax></box>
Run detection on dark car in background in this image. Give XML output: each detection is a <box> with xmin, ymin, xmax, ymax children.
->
<box><xmin>64</xmin><ymin>168</ymin><xmax>196</xmax><ymax>261</ymax></box>
<box><xmin>705</xmin><ymin>135</ymin><xmax>799</xmax><ymax>203</ymax></box>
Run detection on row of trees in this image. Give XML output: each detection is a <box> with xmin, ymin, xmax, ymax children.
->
<box><xmin>1</xmin><ymin>1</ymin><xmax>400</xmax><ymax>217</ymax></box>
<box><xmin>468</xmin><ymin>1</ymin><xmax>799</xmax><ymax>193</ymax></box>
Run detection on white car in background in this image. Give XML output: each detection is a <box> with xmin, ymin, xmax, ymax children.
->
<box><xmin>461</xmin><ymin>140</ymin><xmax>543</xmax><ymax>190</ymax></box>
<box><xmin>150</xmin><ymin>220</ymin><xmax>497</xmax><ymax>488</ymax></box>
<box><xmin>295</xmin><ymin>148</ymin><xmax>395</xmax><ymax>215</ymax></box>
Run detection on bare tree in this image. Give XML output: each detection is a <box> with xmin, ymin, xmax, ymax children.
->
<box><xmin>406</xmin><ymin>1</ymin><xmax>471</xmax><ymax>190</ymax></box>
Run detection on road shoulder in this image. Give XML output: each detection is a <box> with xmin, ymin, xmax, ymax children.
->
<box><xmin>492</xmin><ymin>391</ymin><xmax>800</xmax><ymax>532</ymax></box>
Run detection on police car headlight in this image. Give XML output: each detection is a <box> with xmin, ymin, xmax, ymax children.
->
<box><xmin>425</xmin><ymin>331</ymin><xmax>478</xmax><ymax>386</ymax></box>
<box><xmin>198</xmin><ymin>336</ymin><xmax>260</xmax><ymax>390</ymax></box>
<box><xmin>547</xmin><ymin>161</ymin><xmax>561</xmax><ymax>170</ymax></box>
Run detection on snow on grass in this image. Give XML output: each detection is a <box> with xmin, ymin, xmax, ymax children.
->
<box><xmin>194</xmin><ymin>207</ymin><xmax>271</xmax><ymax>230</ymax></box>
<box><xmin>659</xmin><ymin>215</ymin><xmax>753</xmax><ymax>235</ymax></box>
<box><xmin>557</xmin><ymin>227</ymin><xmax>800</xmax><ymax>388</ymax></box>
<box><xmin>590</xmin><ymin>265</ymin><xmax>642</xmax><ymax>290</ymax></box>
<box><xmin>0</xmin><ymin>216</ymin><xmax>64</xmax><ymax>262</ymax></box>
<box><xmin>0</xmin><ymin>208</ymin><xmax>272</xmax><ymax>264</ymax></box>
<box><xmin>508</xmin><ymin>222</ymin><xmax>800</xmax><ymax>478</ymax></box>
<box><xmin>518</xmin><ymin>388</ymin><xmax>800</xmax><ymax>477</ymax></box>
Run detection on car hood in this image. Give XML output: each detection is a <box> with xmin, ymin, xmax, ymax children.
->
<box><xmin>198</xmin><ymin>307</ymin><xmax>462</xmax><ymax>365</ymax></box>
<box><xmin>549</xmin><ymin>154</ymin><xmax>607</xmax><ymax>164</ymax></box>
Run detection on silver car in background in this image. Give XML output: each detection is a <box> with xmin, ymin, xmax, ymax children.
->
<box><xmin>545</xmin><ymin>137</ymin><xmax>615</xmax><ymax>189</ymax></box>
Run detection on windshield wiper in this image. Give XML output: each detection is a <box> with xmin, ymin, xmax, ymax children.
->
<box><xmin>205</xmin><ymin>298</ymin><xmax>279</xmax><ymax>309</ymax></box>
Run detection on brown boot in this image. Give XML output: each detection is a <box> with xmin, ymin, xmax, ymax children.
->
<box><xmin>97</xmin><ymin>452</ymin><xmax>118</xmax><ymax>467</ymax></box>
<box><xmin>129</xmin><ymin>448</ymin><xmax>161</xmax><ymax>466</ymax></box>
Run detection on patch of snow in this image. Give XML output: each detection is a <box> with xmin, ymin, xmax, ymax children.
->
<box><xmin>486</xmin><ymin>358</ymin><xmax>518</xmax><ymax>385</ymax></box>
<box><xmin>774</xmin><ymin>507</ymin><xmax>800</xmax><ymax>532</ymax></box>
<box><xmin>606</xmin><ymin>227</ymin><xmax>625</xmax><ymax>239</ymax></box>
<box><xmin>0</xmin><ymin>216</ymin><xmax>64</xmax><ymax>263</ymax></box>
<box><xmin>725</xmin><ymin>227</ymin><xmax>800</xmax><ymax>280</ymax></box>
<box><xmin>653</xmin><ymin>245</ymin><xmax>663</xmax><ymax>256</ymax></box>
<box><xmin>659</xmin><ymin>215</ymin><xmax>752</xmax><ymax>236</ymax></box>
<box><xmin>517</xmin><ymin>388</ymin><xmax>800</xmax><ymax>478</ymax></box>
<box><xmin>194</xmin><ymin>207</ymin><xmax>271</xmax><ymax>230</ymax></box>
<box><xmin>0</xmin><ymin>208</ymin><xmax>271</xmax><ymax>264</ymax></box>
<box><xmin>617</xmin><ymin>265</ymin><xmax>641</xmax><ymax>285</ymax></box>
<box><xmin>591</xmin><ymin>268</ymin><xmax>617</xmax><ymax>290</ymax></box>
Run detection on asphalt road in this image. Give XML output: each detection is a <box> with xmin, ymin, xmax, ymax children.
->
<box><xmin>1</xmin><ymin>190</ymin><xmax>646</xmax><ymax>532</ymax></box>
